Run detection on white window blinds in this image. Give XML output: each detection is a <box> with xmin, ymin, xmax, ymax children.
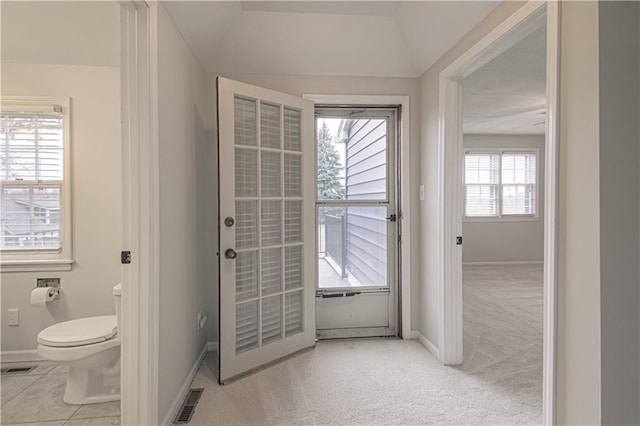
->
<box><xmin>465</xmin><ymin>153</ymin><xmax>500</xmax><ymax>217</ymax></box>
<box><xmin>464</xmin><ymin>151</ymin><xmax>537</xmax><ymax>218</ymax></box>
<box><xmin>1</xmin><ymin>110</ymin><xmax>64</xmax><ymax>249</ymax></box>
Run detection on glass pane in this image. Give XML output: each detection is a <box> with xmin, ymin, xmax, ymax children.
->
<box><xmin>236</xmin><ymin>201</ymin><xmax>257</xmax><ymax>248</ymax></box>
<box><xmin>317</xmin><ymin>206</ymin><xmax>387</xmax><ymax>289</ymax></box>
<box><xmin>502</xmin><ymin>153</ymin><xmax>536</xmax><ymax>184</ymax></box>
<box><xmin>285</xmin><ymin>290</ymin><xmax>303</xmax><ymax>337</ymax></box>
<box><xmin>285</xmin><ymin>245</ymin><xmax>302</xmax><ymax>290</ymax></box>
<box><xmin>235</xmin><ymin>148</ymin><xmax>257</xmax><ymax>197</ymax></box>
<box><xmin>284</xmin><ymin>154</ymin><xmax>301</xmax><ymax>197</ymax></box>
<box><xmin>236</xmin><ymin>300</ymin><xmax>258</xmax><ymax>353</ymax></box>
<box><xmin>464</xmin><ymin>154</ymin><xmax>500</xmax><ymax>184</ymax></box>
<box><xmin>466</xmin><ymin>184</ymin><xmax>499</xmax><ymax>217</ymax></box>
<box><xmin>1</xmin><ymin>184</ymin><xmax>61</xmax><ymax>249</ymax></box>
<box><xmin>260</xmin><ymin>102</ymin><xmax>280</xmax><ymax>148</ymax></box>
<box><xmin>234</xmin><ymin>96</ymin><xmax>256</xmax><ymax>147</ymax></box>
<box><xmin>284</xmin><ymin>107</ymin><xmax>301</xmax><ymax>151</ymax></box>
<box><xmin>284</xmin><ymin>200</ymin><xmax>302</xmax><ymax>243</ymax></box>
<box><xmin>502</xmin><ymin>184</ymin><xmax>535</xmax><ymax>215</ymax></box>
<box><xmin>261</xmin><ymin>295</ymin><xmax>282</xmax><ymax>344</ymax></box>
<box><xmin>236</xmin><ymin>250</ymin><xmax>258</xmax><ymax>301</ymax></box>
<box><xmin>261</xmin><ymin>151</ymin><xmax>281</xmax><ymax>197</ymax></box>
<box><xmin>261</xmin><ymin>200</ymin><xmax>281</xmax><ymax>245</ymax></box>
<box><xmin>316</xmin><ymin>117</ymin><xmax>387</xmax><ymax>201</ymax></box>
<box><xmin>261</xmin><ymin>247</ymin><xmax>282</xmax><ymax>295</ymax></box>
<box><xmin>1</xmin><ymin>112</ymin><xmax>64</xmax><ymax>181</ymax></box>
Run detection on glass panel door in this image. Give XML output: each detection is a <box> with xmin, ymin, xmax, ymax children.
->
<box><xmin>315</xmin><ymin>108</ymin><xmax>398</xmax><ymax>338</ymax></box>
<box><xmin>218</xmin><ymin>77</ymin><xmax>315</xmax><ymax>383</ymax></box>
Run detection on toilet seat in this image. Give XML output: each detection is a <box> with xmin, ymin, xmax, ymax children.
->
<box><xmin>38</xmin><ymin>315</ymin><xmax>117</xmax><ymax>347</ymax></box>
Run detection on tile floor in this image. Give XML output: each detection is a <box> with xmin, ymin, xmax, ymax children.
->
<box><xmin>1</xmin><ymin>361</ymin><xmax>120</xmax><ymax>425</ymax></box>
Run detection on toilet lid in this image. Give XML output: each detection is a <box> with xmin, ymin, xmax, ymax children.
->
<box><xmin>38</xmin><ymin>316</ymin><xmax>117</xmax><ymax>347</ymax></box>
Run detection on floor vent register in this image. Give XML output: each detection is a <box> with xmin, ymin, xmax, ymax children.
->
<box><xmin>173</xmin><ymin>388</ymin><xmax>204</xmax><ymax>424</ymax></box>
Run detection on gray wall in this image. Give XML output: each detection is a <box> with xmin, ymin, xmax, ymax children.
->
<box><xmin>156</xmin><ymin>5</ymin><xmax>217</xmax><ymax>423</ymax></box>
<box><xmin>462</xmin><ymin>134</ymin><xmax>544</xmax><ymax>264</ymax></box>
<box><xmin>598</xmin><ymin>2</ymin><xmax>640</xmax><ymax>424</ymax></box>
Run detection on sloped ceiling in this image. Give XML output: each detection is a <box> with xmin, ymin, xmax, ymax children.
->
<box><xmin>163</xmin><ymin>1</ymin><xmax>500</xmax><ymax>77</ymax></box>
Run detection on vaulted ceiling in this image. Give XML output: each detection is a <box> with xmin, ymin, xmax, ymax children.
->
<box><xmin>163</xmin><ymin>1</ymin><xmax>500</xmax><ymax>78</ymax></box>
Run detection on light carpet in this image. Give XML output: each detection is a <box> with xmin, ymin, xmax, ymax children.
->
<box><xmin>190</xmin><ymin>265</ymin><xmax>543</xmax><ymax>425</ymax></box>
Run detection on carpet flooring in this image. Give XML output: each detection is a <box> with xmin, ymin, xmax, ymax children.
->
<box><xmin>189</xmin><ymin>265</ymin><xmax>543</xmax><ymax>425</ymax></box>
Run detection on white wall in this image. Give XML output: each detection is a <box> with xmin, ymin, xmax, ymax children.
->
<box><xmin>156</xmin><ymin>5</ymin><xmax>217</xmax><ymax>423</ymax></box>
<box><xmin>462</xmin><ymin>134</ymin><xmax>544</xmax><ymax>264</ymax></box>
<box><xmin>417</xmin><ymin>0</ymin><xmax>526</xmax><ymax>350</ymax></box>
<box><xmin>0</xmin><ymin>2</ymin><xmax>121</xmax><ymax>356</ymax></box>
<box><xmin>598</xmin><ymin>2</ymin><xmax>640</xmax><ymax>424</ymax></box>
<box><xmin>215</xmin><ymin>73</ymin><xmax>421</xmax><ymax>331</ymax></box>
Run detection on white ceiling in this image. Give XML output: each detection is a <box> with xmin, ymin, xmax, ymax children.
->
<box><xmin>163</xmin><ymin>1</ymin><xmax>500</xmax><ymax>77</ymax></box>
<box><xmin>463</xmin><ymin>26</ymin><xmax>547</xmax><ymax>135</ymax></box>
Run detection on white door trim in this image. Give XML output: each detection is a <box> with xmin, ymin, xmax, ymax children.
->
<box><xmin>436</xmin><ymin>2</ymin><xmax>558</xmax><ymax>425</ymax></box>
<box><xmin>303</xmin><ymin>94</ymin><xmax>411</xmax><ymax>340</ymax></box>
<box><xmin>120</xmin><ymin>1</ymin><xmax>160</xmax><ymax>424</ymax></box>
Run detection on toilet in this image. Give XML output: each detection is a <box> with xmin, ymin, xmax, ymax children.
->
<box><xmin>36</xmin><ymin>284</ymin><xmax>121</xmax><ymax>405</ymax></box>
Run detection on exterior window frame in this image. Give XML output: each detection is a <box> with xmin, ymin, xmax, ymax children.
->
<box><xmin>1</xmin><ymin>96</ymin><xmax>73</xmax><ymax>272</ymax></box>
<box><xmin>464</xmin><ymin>147</ymin><xmax>540</xmax><ymax>222</ymax></box>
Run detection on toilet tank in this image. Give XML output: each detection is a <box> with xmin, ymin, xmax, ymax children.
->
<box><xmin>112</xmin><ymin>283</ymin><xmax>122</xmax><ymax>337</ymax></box>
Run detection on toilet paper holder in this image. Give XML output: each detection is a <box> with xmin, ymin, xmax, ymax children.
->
<box><xmin>36</xmin><ymin>278</ymin><xmax>60</xmax><ymax>299</ymax></box>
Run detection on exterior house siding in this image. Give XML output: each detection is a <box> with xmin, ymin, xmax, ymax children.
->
<box><xmin>344</xmin><ymin>119</ymin><xmax>387</xmax><ymax>286</ymax></box>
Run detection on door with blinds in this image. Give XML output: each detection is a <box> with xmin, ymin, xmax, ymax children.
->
<box><xmin>217</xmin><ymin>77</ymin><xmax>315</xmax><ymax>383</ymax></box>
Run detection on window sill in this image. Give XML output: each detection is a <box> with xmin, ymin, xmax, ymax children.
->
<box><xmin>0</xmin><ymin>259</ymin><xmax>74</xmax><ymax>273</ymax></box>
<box><xmin>464</xmin><ymin>216</ymin><xmax>540</xmax><ymax>223</ymax></box>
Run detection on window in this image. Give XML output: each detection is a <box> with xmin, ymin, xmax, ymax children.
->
<box><xmin>1</xmin><ymin>96</ymin><xmax>72</xmax><ymax>271</ymax></box>
<box><xmin>464</xmin><ymin>150</ymin><xmax>537</xmax><ymax>218</ymax></box>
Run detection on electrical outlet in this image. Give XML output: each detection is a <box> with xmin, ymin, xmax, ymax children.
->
<box><xmin>8</xmin><ymin>309</ymin><xmax>19</xmax><ymax>326</ymax></box>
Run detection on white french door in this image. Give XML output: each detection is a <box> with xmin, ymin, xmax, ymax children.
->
<box><xmin>217</xmin><ymin>77</ymin><xmax>315</xmax><ymax>383</ymax></box>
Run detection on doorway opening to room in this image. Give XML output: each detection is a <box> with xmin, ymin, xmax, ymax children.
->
<box><xmin>314</xmin><ymin>106</ymin><xmax>400</xmax><ymax>339</ymax></box>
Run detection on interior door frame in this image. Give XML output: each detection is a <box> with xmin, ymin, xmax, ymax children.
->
<box><xmin>436</xmin><ymin>1</ymin><xmax>559</xmax><ymax>424</ymax></box>
<box><xmin>120</xmin><ymin>1</ymin><xmax>160</xmax><ymax>424</ymax></box>
<box><xmin>303</xmin><ymin>94</ymin><xmax>411</xmax><ymax>339</ymax></box>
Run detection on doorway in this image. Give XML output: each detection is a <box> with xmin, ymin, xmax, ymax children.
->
<box><xmin>436</xmin><ymin>2</ymin><xmax>559</xmax><ymax>423</ymax></box>
<box><xmin>314</xmin><ymin>107</ymin><xmax>399</xmax><ymax>339</ymax></box>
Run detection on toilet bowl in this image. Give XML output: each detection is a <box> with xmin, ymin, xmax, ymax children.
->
<box><xmin>37</xmin><ymin>284</ymin><xmax>122</xmax><ymax>405</ymax></box>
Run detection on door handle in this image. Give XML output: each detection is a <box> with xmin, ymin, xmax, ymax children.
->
<box><xmin>224</xmin><ymin>217</ymin><xmax>235</xmax><ymax>227</ymax></box>
<box><xmin>385</xmin><ymin>214</ymin><xmax>396</xmax><ymax>222</ymax></box>
<box><xmin>225</xmin><ymin>249</ymin><xmax>237</xmax><ymax>260</ymax></box>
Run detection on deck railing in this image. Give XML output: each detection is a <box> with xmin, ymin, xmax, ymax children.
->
<box><xmin>324</xmin><ymin>213</ymin><xmax>347</xmax><ymax>278</ymax></box>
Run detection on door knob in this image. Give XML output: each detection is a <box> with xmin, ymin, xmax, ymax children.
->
<box><xmin>225</xmin><ymin>249</ymin><xmax>237</xmax><ymax>260</ymax></box>
<box><xmin>224</xmin><ymin>217</ymin><xmax>235</xmax><ymax>227</ymax></box>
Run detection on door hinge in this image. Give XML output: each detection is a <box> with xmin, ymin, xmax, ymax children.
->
<box><xmin>121</xmin><ymin>251</ymin><xmax>131</xmax><ymax>264</ymax></box>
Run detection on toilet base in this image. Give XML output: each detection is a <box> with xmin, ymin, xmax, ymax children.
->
<box><xmin>61</xmin><ymin>346</ymin><xmax>121</xmax><ymax>405</ymax></box>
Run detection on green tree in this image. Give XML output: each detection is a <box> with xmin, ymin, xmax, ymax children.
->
<box><xmin>317</xmin><ymin>121</ymin><xmax>345</xmax><ymax>200</ymax></box>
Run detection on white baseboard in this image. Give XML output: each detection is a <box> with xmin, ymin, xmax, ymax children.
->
<box><xmin>411</xmin><ymin>330</ymin><xmax>440</xmax><ymax>360</ymax></box>
<box><xmin>462</xmin><ymin>260</ymin><xmax>543</xmax><ymax>266</ymax></box>
<box><xmin>1</xmin><ymin>350</ymin><xmax>45</xmax><ymax>363</ymax></box>
<box><xmin>206</xmin><ymin>341</ymin><xmax>218</xmax><ymax>352</ymax></box>
<box><xmin>162</xmin><ymin>343</ymin><xmax>209</xmax><ymax>426</ymax></box>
